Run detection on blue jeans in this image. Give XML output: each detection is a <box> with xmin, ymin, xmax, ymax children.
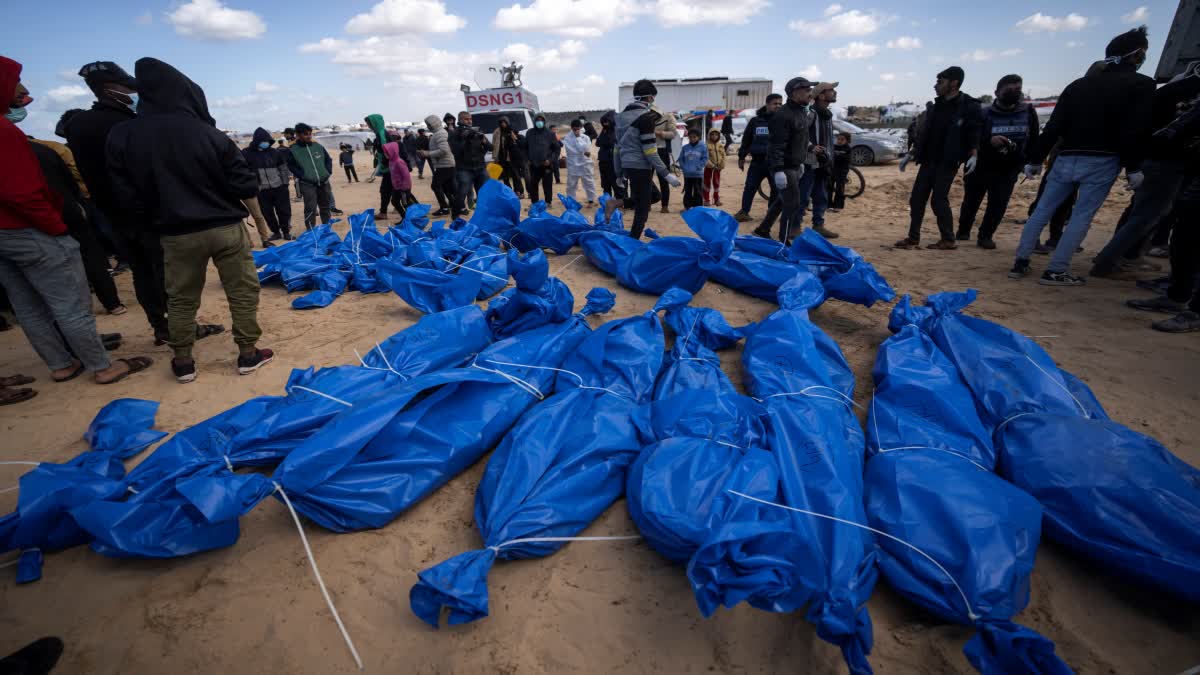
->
<box><xmin>456</xmin><ymin>167</ymin><xmax>490</xmax><ymax>212</ymax></box>
<box><xmin>1015</xmin><ymin>155</ymin><xmax>1122</xmax><ymax>273</ymax></box>
<box><xmin>801</xmin><ymin>167</ymin><xmax>830</xmax><ymax>227</ymax></box>
<box><xmin>1090</xmin><ymin>158</ymin><xmax>1186</xmax><ymax>274</ymax></box>
<box><xmin>0</xmin><ymin>229</ymin><xmax>110</xmax><ymax>372</ymax></box>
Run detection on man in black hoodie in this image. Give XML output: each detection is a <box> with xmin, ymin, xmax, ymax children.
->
<box><xmin>737</xmin><ymin>93</ymin><xmax>782</xmax><ymax>226</ymax></box>
<box><xmin>767</xmin><ymin>77</ymin><xmax>813</xmax><ymax>244</ymax></box>
<box><xmin>107</xmin><ymin>58</ymin><xmax>274</xmax><ymax>384</ymax></box>
<box><xmin>244</xmin><ymin>127</ymin><xmax>293</xmax><ymax>242</ymax></box>
<box><xmin>596</xmin><ymin>111</ymin><xmax>621</xmax><ymax>199</ymax></box>
<box><xmin>955</xmin><ymin>74</ymin><xmax>1040</xmax><ymax>249</ymax></box>
<box><xmin>523</xmin><ymin>113</ymin><xmax>559</xmax><ymax>206</ymax></box>
<box><xmin>450</xmin><ymin>110</ymin><xmax>492</xmax><ymax>216</ymax></box>
<box><xmin>896</xmin><ymin>66</ymin><xmax>982</xmax><ymax>250</ymax></box>
<box><xmin>63</xmin><ymin>61</ymin><xmax>171</xmax><ymax>342</ymax></box>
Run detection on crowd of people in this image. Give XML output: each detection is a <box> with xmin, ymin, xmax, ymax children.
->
<box><xmin>0</xmin><ymin>22</ymin><xmax>1197</xmax><ymax>407</ymax></box>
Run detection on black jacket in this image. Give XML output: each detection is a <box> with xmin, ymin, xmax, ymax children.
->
<box><xmin>739</xmin><ymin>107</ymin><xmax>773</xmax><ymax>161</ymax></box>
<box><xmin>597</xmin><ymin>111</ymin><xmax>617</xmax><ymax>166</ymax></box>
<box><xmin>768</xmin><ymin>100</ymin><xmax>811</xmax><ymax>172</ymax></box>
<box><xmin>524</xmin><ymin>127</ymin><xmax>558</xmax><ymax>166</ymax></box>
<box><xmin>1147</xmin><ymin>76</ymin><xmax>1200</xmax><ymax>163</ymax></box>
<box><xmin>402</xmin><ymin>135</ymin><xmax>418</xmax><ymax>162</ymax></box>
<box><xmin>721</xmin><ymin>114</ymin><xmax>735</xmax><ymax>136</ymax></box>
<box><xmin>28</xmin><ymin>140</ymin><xmax>87</xmax><ymax>234</ymax></box>
<box><xmin>106</xmin><ymin>58</ymin><xmax>259</xmax><ymax>237</ymax></box>
<box><xmin>1032</xmin><ymin>62</ymin><xmax>1156</xmax><ymax>170</ymax></box>
<box><xmin>448</xmin><ymin>126</ymin><xmax>492</xmax><ymax>170</ymax></box>
<box><xmin>977</xmin><ymin>102</ymin><xmax>1041</xmax><ymax>171</ymax></box>
<box><xmin>913</xmin><ymin>93</ymin><xmax>982</xmax><ymax>167</ymax></box>
<box><xmin>62</xmin><ymin>100</ymin><xmax>137</xmax><ymax>229</ymax></box>
<box><xmin>243</xmin><ymin>127</ymin><xmax>291</xmax><ymax>190</ymax></box>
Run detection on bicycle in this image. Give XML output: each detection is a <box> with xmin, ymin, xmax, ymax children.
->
<box><xmin>757</xmin><ymin>165</ymin><xmax>865</xmax><ymax>201</ymax></box>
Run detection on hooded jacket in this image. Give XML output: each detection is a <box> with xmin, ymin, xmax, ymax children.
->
<box><xmin>562</xmin><ymin>130</ymin><xmax>594</xmax><ymax>172</ymax></box>
<box><xmin>0</xmin><ymin>56</ymin><xmax>68</xmax><ymax>236</ymax></box>
<box><xmin>597</xmin><ymin>111</ymin><xmax>617</xmax><ymax>167</ymax></box>
<box><xmin>423</xmin><ymin>115</ymin><xmax>455</xmax><ymax>169</ymax></box>
<box><xmin>28</xmin><ymin>139</ymin><xmax>88</xmax><ymax>234</ymax></box>
<box><xmin>706</xmin><ymin>135</ymin><xmax>726</xmax><ymax>170</ymax></box>
<box><xmin>615</xmin><ymin>101</ymin><xmax>671</xmax><ymax>179</ymax></box>
<box><xmin>678</xmin><ymin>139</ymin><xmax>708</xmax><ymax>178</ymax></box>
<box><xmin>492</xmin><ymin>118</ymin><xmax>519</xmax><ymax>163</ymax></box>
<box><xmin>382</xmin><ymin>141</ymin><xmax>413</xmax><ymax>192</ymax></box>
<box><xmin>105</xmin><ymin>58</ymin><xmax>258</xmax><ymax>236</ymax></box>
<box><xmin>523</xmin><ymin>115</ymin><xmax>558</xmax><ymax>167</ymax></box>
<box><xmin>243</xmin><ymin>127</ymin><xmax>291</xmax><ymax>190</ymax></box>
<box><xmin>739</xmin><ymin>106</ymin><xmax>773</xmax><ymax>161</ymax></box>
<box><xmin>287</xmin><ymin>139</ymin><xmax>333</xmax><ymax>185</ymax></box>
<box><xmin>768</xmin><ymin>99</ymin><xmax>812</xmax><ymax>172</ymax></box>
<box><xmin>366</xmin><ymin>114</ymin><xmax>390</xmax><ymax>175</ymax></box>
<box><xmin>401</xmin><ymin>133</ymin><xmax>418</xmax><ymax>162</ymax></box>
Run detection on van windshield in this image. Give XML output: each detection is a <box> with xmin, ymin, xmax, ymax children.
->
<box><xmin>471</xmin><ymin>113</ymin><xmax>529</xmax><ymax>134</ymax></box>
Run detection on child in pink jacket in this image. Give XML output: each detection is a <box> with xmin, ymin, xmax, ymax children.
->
<box><xmin>382</xmin><ymin>141</ymin><xmax>417</xmax><ymax>219</ymax></box>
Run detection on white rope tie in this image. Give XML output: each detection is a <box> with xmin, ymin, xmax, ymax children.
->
<box><xmin>223</xmin><ymin>455</ymin><xmax>235</xmax><ymax>472</ymax></box>
<box><xmin>997</xmin><ymin>411</ymin><xmax>1036</xmax><ymax>430</ymax></box>
<box><xmin>438</xmin><ymin>257</ymin><xmax>509</xmax><ymax>283</ymax></box>
<box><xmin>714</xmin><ymin>440</ymin><xmax>747</xmax><ymax>450</ymax></box>
<box><xmin>273</xmin><ymin>483</ymin><xmax>363</xmax><ymax>671</ymax></box>
<box><xmin>757</xmin><ymin>386</ymin><xmax>863</xmax><ymax>410</ymax></box>
<box><xmin>481</xmin><ymin>359</ymin><xmax>632</xmax><ymax>402</ymax></box>
<box><xmin>488</xmin><ymin>535</ymin><xmax>641</xmax><ymax>554</ymax></box>
<box><xmin>469</xmin><ymin>360</ymin><xmax>545</xmax><ymax>400</ymax></box>
<box><xmin>287</xmin><ymin>385</ymin><xmax>354</xmax><ymax>408</ymax></box>
<box><xmin>127</xmin><ymin>485</ymin><xmax>139</xmax><ymax>494</ymax></box>
<box><xmin>0</xmin><ymin>486</ymin><xmax>17</xmax><ymax>495</ymax></box>
<box><xmin>1024</xmin><ymin>355</ymin><xmax>1088</xmax><ymax>417</ymax></box>
<box><xmin>873</xmin><ymin>446</ymin><xmax>991</xmax><ymax>473</ymax></box>
<box><xmin>0</xmin><ymin>461</ymin><xmax>41</xmax><ymax>466</ymax></box>
<box><xmin>726</xmin><ymin>490</ymin><xmax>980</xmax><ymax>622</ymax></box>
<box><xmin>553</xmin><ymin>254</ymin><xmax>584</xmax><ymax>276</ymax></box>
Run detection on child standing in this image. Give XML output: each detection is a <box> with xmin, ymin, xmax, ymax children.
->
<box><xmin>678</xmin><ymin>128</ymin><xmax>708</xmax><ymax>210</ymax></box>
<box><xmin>339</xmin><ymin>144</ymin><xmax>358</xmax><ymax>183</ymax></box>
<box><xmin>382</xmin><ymin>140</ymin><xmax>417</xmax><ymax>221</ymax></box>
<box><xmin>704</xmin><ymin>128</ymin><xmax>725</xmax><ymax>206</ymax></box>
<box><xmin>830</xmin><ymin>131</ymin><xmax>852</xmax><ymax>211</ymax></box>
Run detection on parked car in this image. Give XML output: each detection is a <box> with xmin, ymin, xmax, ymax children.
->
<box><xmin>833</xmin><ymin>119</ymin><xmax>905</xmax><ymax>166</ymax></box>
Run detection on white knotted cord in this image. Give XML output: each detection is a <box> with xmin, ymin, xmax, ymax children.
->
<box><xmin>286</xmin><ymin>385</ymin><xmax>354</xmax><ymax>408</ymax></box>
<box><xmin>273</xmin><ymin>483</ymin><xmax>363</xmax><ymax>671</ymax></box>
<box><xmin>488</xmin><ymin>535</ymin><xmax>641</xmax><ymax>554</ymax></box>
<box><xmin>757</xmin><ymin>386</ymin><xmax>863</xmax><ymax>411</ymax></box>
<box><xmin>553</xmin><ymin>254</ymin><xmax>584</xmax><ymax>276</ymax></box>
<box><xmin>481</xmin><ymin>359</ymin><xmax>632</xmax><ymax>402</ymax></box>
<box><xmin>726</xmin><ymin>490</ymin><xmax>980</xmax><ymax>622</ymax></box>
<box><xmin>0</xmin><ymin>462</ymin><xmax>40</xmax><ymax>496</ymax></box>
<box><xmin>438</xmin><ymin>257</ymin><xmax>509</xmax><ymax>283</ymax></box>
<box><xmin>469</xmin><ymin>359</ymin><xmax>545</xmax><ymax>400</ymax></box>
<box><xmin>872</xmin><ymin>446</ymin><xmax>991</xmax><ymax>473</ymax></box>
<box><xmin>1024</xmin><ymin>355</ymin><xmax>1088</xmax><ymax>416</ymax></box>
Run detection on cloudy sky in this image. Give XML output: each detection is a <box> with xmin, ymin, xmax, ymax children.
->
<box><xmin>7</xmin><ymin>0</ymin><xmax>1179</xmax><ymax>136</ymax></box>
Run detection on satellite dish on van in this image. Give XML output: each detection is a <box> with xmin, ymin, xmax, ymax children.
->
<box><xmin>473</xmin><ymin>64</ymin><xmax>505</xmax><ymax>90</ymax></box>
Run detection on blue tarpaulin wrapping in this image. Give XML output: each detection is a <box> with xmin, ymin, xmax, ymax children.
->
<box><xmin>864</xmin><ymin>324</ymin><xmax>1071</xmax><ymax>674</ymax></box>
<box><xmin>514</xmin><ymin>194</ymin><xmax>624</xmax><ymax>254</ymax></box>
<box><xmin>484</xmin><ymin>249</ymin><xmax>574</xmax><ymax>339</ymax></box>
<box><xmin>687</xmin><ymin>274</ymin><xmax>878</xmax><ymax>675</ymax></box>
<box><xmin>787</xmin><ymin>230</ymin><xmax>895</xmax><ymax>307</ymax></box>
<box><xmin>469</xmin><ymin>180</ymin><xmax>524</xmax><ymax>245</ymax></box>
<box><xmin>377</xmin><ymin>239</ymin><xmax>510</xmax><ymax>314</ymax></box>
<box><xmin>409</xmin><ymin>305</ymin><xmax>665</xmax><ymax>627</ymax></box>
<box><xmin>894</xmin><ymin>291</ymin><xmax>1200</xmax><ymax>603</ymax></box>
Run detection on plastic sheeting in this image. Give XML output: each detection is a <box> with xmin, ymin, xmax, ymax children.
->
<box><xmin>895</xmin><ymin>291</ymin><xmax>1200</xmax><ymax>603</ymax></box>
<box><xmin>468</xmin><ymin>180</ymin><xmax>524</xmax><ymax>246</ymax></box>
<box><xmin>484</xmin><ymin>249</ymin><xmax>574</xmax><ymax>339</ymax></box>
<box><xmin>514</xmin><ymin>194</ymin><xmax>624</xmax><ymax>254</ymax></box>
<box><xmin>687</xmin><ymin>274</ymin><xmax>878</xmax><ymax>675</ymax></box>
<box><xmin>409</xmin><ymin>305</ymin><xmax>665</xmax><ymax>628</ymax></box>
<box><xmin>865</xmin><ymin>324</ymin><xmax>1071</xmax><ymax>674</ymax></box>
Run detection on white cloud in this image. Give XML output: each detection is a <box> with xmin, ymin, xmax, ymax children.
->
<box><xmin>345</xmin><ymin>0</ymin><xmax>466</xmax><ymax>35</ymax></box>
<box><xmin>800</xmin><ymin>64</ymin><xmax>823</xmax><ymax>80</ymax></box>
<box><xmin>790</xmin><ymin>9</ymin><xmax>886</xmax><ymax>37</ymax></box>
<box><xmin>167</xmin><ymin>0</ymin><xmax>266</xmax><ymax>41</ymax></box>
<box><xmin>254</xmin><ymin>82</ymin><xmax>279</xmax><ymax>92</ymax></box>
<box><xmin>493</xmin><ymin>0</ymin><xmax>639</xmax><ymax>38</ymax></box>
<box><xmin>961</xmin><ymin>47</ymin><xmax>1023</xmax><ymax>62</ymax></box>
<box><xmin>886</xmin><ymin>36</ymin><xmax>921</xmax><ymax>49</ymax></box>
<box><xmin>212</xmin><ymin>93</ymin><xmax>263</xmax><ymax>108</ymax></box>
<box><xmin>299</xmin><ymin>38</ymin><xmax>347</xmax><ymax>53</ymax></box>
<box><xmin>57</xmin><ymin>69</ymin><xmax>80</xmax><ymax>82</ymax></box>
<box><xmin>1015</xmin><ymin>12</ymin><xmax>1089</xmax><ymax>34</ymax></box>
<box><xmin>1065</xmin><ymin>40</ymin><xmax>1082</xmax><ymax>48</ymax></box>
<box><xmin>831</xmin><ymin>41</ymin><xmax>878</xmax><ymax>60</ymax></box>
<box><xmin>880</xmin><ymin>72</ymin><xmax>896</xmax><ymax>81</ymax></box>
<box><xmin>501</xmin><ymin>40</ymin><xmax>588</xmax><ymax>71</ymax></box>
<box><xmin>824</xmin><ymin>3</ymin><xmax>843</xmax><ymax>16</ymax></box>
<box><xmin>45</xmin><ymin>85</ymin><xmax>91</xmax><ymax>104</ymax></box>
<box><xmin>651</xmin><ymin>0</ymin><xmax>770</xmax><ymax>27</ymax></box>
<box><xmin>135</xmin><ymin>11</ymin><xmax>153</xmax><ymax>25</ymax></box>
<box><xmin>1121</xmin><ymin>6</ymin><xmax>1149</xmax><ymax>24</ymax></box>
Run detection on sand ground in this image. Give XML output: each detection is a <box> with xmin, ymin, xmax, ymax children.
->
<box><xmin>1</xmin><ymin>151</ymin><xmax>1198</xmax><ymax>674</ymax></box>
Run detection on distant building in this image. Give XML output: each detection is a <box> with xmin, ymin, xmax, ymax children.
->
<box><xmin>618</xmin><ymin>77</ymin><xmax>772</xmax><ymax>114</ymax></box>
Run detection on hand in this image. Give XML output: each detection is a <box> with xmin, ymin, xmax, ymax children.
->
<box><xmin>814</xmin><ymin>145</ymin><xmax>826</xmax><ymax>156</ymax></box>
<box><xmin>1126</xmin><ymin>170</ymin><xmax>1145</xmax><ymax>191</ymax></box>
<box><xmin>738</xmin><ymin>157</ymin><xmax>745</xmax><ymax>171</ymax></box>
<box><xmin>899</xmin><ymin>155</ymin><xmax>910</xmax><ymax>172</ymax></box>
<box><xmin>990</xmin><ymin>135</ymin><xmax>1009</xmax><ymax>149</ymax></box>
<box><xmin>543</xmin><ymin>160</ymin><xmax>550</xmax><ymax>168</ymax></box>
<box><xmin>616</xmin><ymin>177</ymin><xmax>628</xmax><ymax>191</ymax></box>
<box><xmin>666</xmin><ymin>174</ymin><xmax>682</xmax><ymax>188</ymax></box>
<box><xmin>773</xmin><ymin>172</ymin><xmax>788</xmax><ymax>190</ymax></box>
<box><xmin>963</xmin><ymin>155</ymin><xmax>978</xmax><ymax>176</ymax></box>
<box><xmin>1023</xmin><ymin>164</ymin><xmax>1041</xmax><ymax>180</ymax></box>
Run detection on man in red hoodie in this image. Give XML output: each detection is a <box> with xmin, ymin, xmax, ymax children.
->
<box><xmin>0</xmin><ymin>56</ymin><xmax>152</xmax><ymax>387</ymax></box>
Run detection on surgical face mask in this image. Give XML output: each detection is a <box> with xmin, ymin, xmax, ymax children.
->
<box><xmin>535</xmin><ymin>120</ymin><xmax>545</xmax><ymax>129</ymax></box>
<box><xmin>258</xmin><ymin>141</ymin><xmax>271</xmax><ymax>149</ymax></box>
<box><xmin>5</xmin><ymin>106</ymin><xmax>28</xmax><ymax>124</ymax></box>
<box><xmin>107</xmin><ymin>89</ymin><xmax>138</xmax><ymax>113</ymax></box>
<box><xmin>999</xmin><ymin>90</ymin><xmax>1022</xmax><ymax>106</ymax></box>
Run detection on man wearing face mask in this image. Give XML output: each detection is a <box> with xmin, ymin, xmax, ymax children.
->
<box><xmin>522</xmin><ymin>113</ymin><xmax>560</xmax><ymax>207</ymax></box>
<box><xmin>63</xmin><ymin>61</ymin><xmax>175</xmax><ymax>344</ymax></box>
<box><xmin>1010</xmin><ymin>27</ymin><xmax>1157</xmax><ymax>286</ymax></box>
<box><xmin>243</xmin><ymin>127</ymin><xmax>293</xmax><ymax>242</ymax></box>
<box><xmin>955</xmin><ymin>74</ymin><xmax>1040</xmax><ymax>249</ymax></box>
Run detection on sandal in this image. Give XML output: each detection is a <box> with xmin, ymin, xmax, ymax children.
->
<box><xmin>196</xmin><ymin>324</ymin><xmax>225</xmax><ymax>340</ymax></box>
<box><xmin>52</xmin><ymin>362</ymin><xmax>86</xmax><ymax>383</ymax></box>
<box><xmin>97</xmin><ymin>356</ymin><xmax>154</xmax><ymax>385</ymax></box>
<box><xmin>0</xmin><ymin>387</ymin><xmax>37</xmax><ymax>405</ymax></box>
<box><xmin>0</xmin><ymin>374</ymin><xmax>35</xmax><ymax>387</ymax></box>
<box><xmin>926</xmin><ymin>240</ymin><xmax>958</xmax><ymax>250</ymax></box>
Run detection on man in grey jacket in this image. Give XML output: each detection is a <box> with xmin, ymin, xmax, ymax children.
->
<box><xmin>614</xmin><ymin>79</ymin><xmax>681</xmax><ymax>239</ymax></box>
<box><xmin>419</xmin><ymin>114</ymin><xmax>457</xmax><ymax>217</ymax></box>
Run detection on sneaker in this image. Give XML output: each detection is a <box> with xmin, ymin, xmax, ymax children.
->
<box><xmin>260</xmin><ymin>238</ymin><xmax>275</xmax><ymax>248</ymax></box>
<box><xmin>1137</xmin><ymin>276</ymin><xmax>1171</xmax><ymax>292</ymax></box>
<box><xmin>1126</xmin><ymin>295</ymin><xmax>1188</xmax><ymax>314</ymax></box>
<box><xmin>976</xmin><ymin>238</ymin><xmax>997</xmax><ymax>250</ymax></box>
<box><xmin>460</xmin><ymin>208</ymin><xmax>472</xmax><ymax>217</ymax></box>
<box><xmin>171</xmin><ymin>358</ymin><xmax>197</xmax><ymax>384</ymax></box>
<box><xmin>660</xmin><ymin>206</ymin><xmax>670</xmax><ymax>214</ymax></box>
<box><xmin>237</xmin><ymin>348</ymin><xmax>275</xmax><ymax>375</ymax></box>
<box><xmin>330</xmin><ymin>208</ymin><xmax>345</xmax><ymax>216</ymax></box>
<box><xmin>1032</xmin><ymin>242</ymin><xmax>1052</xmax><ymax>255</ymax></box>
<box><xmin>109</xmin><ymin>262</ymin><xmax>130</xmax><ymax>277</ymax></box>
<box><xmin>432</xmin><ymin>208</ymin><xmax>450</xmax><ymax>216</ymax></box>
<box><xmin>283</xmin><ymin>231</ymin><xmax>295</xmax><ymax>241</ymax></box>
<box><xmin>926</xmin><ymin>239</ymin><xmax>957</xmax><ymax>250</ymax></box>
<box><xmin>1118</xmin><ymin>259</ymin><xmax>1162</xmax><ymax>272</ymax></box>
<box><xmin>268</xmin><ymin>233</ymin><xmax>283</xmax><ymax>242</ymax></box>
<box><xmin>1147</xmin><ymin>246</ymin><xmax>1169</xmax><ymax>259</ymax></box>
<box><xmin>1152</xmin><ymin>311</ymin><xmax>1200</xmax><ymax>333</ymax></box>
<box><xmin>752</xmin><ymin>226</ymin><xmax>773</xmax><ymax>239</ymax></box>
<box><xmin>1008</xmin><ymin>258</ymin><xmax>1031</xmax><ymax>279</ymax></box>
<box><xmin>955</xmin><ymin>231</ymin><xmax>971</xmax><ymax>241</ymax></box>
<box><xmin>1039</xmin><ymin>270</ymin><xmax>1086</xmax><ymax>286</ymax></box>
<box><xmin>734</xmin><ymin>211</ymin><xmax>752</xmax><ymax>223</ymax></box>
<box><xmin>893</xmin><ymin>238</ymin><xmax>920</xmax><ymax>249</ymax></box>
<box><xmin>813</xmin><ymin>225</ymin><xmax>840</xmax><ymax>239</ymax></box>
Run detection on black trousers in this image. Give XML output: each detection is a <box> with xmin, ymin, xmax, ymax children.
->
<box><xmin>390</xmin><ymin>188</ymin><xmax>418</xmax><ymax>221</ymax></box>
<box><xmin>529</xmin><ymin>165</ymin><xmax>555</xmax><ymax>204</ymax></box>
<box><xmin>432</xmin><ymin>167</ymin><xmax>458</xmax><ymax>216</ymax></box>
<box><xmin>343</xmin><ymin>165</ymin><xmax>358</xmax><ymax>182</ymax></box>
<box><xmin>299</xmin><ymin>181</ymin><xmax>332</xmax><ymax>228</ymax></box>
<box><xmin>958</xmin><ymin>167</ymin><xmax>1019</xmax><ymax>242</ymax></box>
<box><xmin>113</xmin><ymin>227</ymin><xmax>168</xmax><ymax>334</ymax></box>
<box><xmin>1167</xmin><ymin>198</ymin><xmax>1200</xmax><ymax>311</ymax></box>
<box><xmin>657</xmin><ymin>148</ymin><xmax>673</xmax><ymax>208</ymax></box>
<box><xmin>683</xmin><ymin>176</ymin><xmax>703</xmax><ymax>209</ymax></box>
<box><xmin>501</xmin><ymin>162</ymin><xmax>525</xmax><ymax>195</ymax></box>
<box><xmin>627</xmin><ymin>168</ymin><xmax>654</xmax><ymax>240</ymax></box>
<box><xmin>67</xmin><ymin>212</ymin><xmax>121</xmax><ymax>311</ymax></box>
<box><xmin>908</xmin><ymin>162</ymin><xmax>958</xmax><ymax>243</ymax></box>
<box><xmin>599</xmin><ymin>158</ymin><xmax>617</xmax><ymax>197</ymax></box>
<box><xmin>258</xmin><ymin>185</ymin><xmax>291</xmax><ymax>237</ymax></box>
<box><xmin>552</xmin><ymin>159</ymin><xmax>561</xmax><ymax>183</ymax></box>
<box><xmin>378</xmin><ymin>177</ymin><xmax>394</xmax><ymax>216</ymax></box>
